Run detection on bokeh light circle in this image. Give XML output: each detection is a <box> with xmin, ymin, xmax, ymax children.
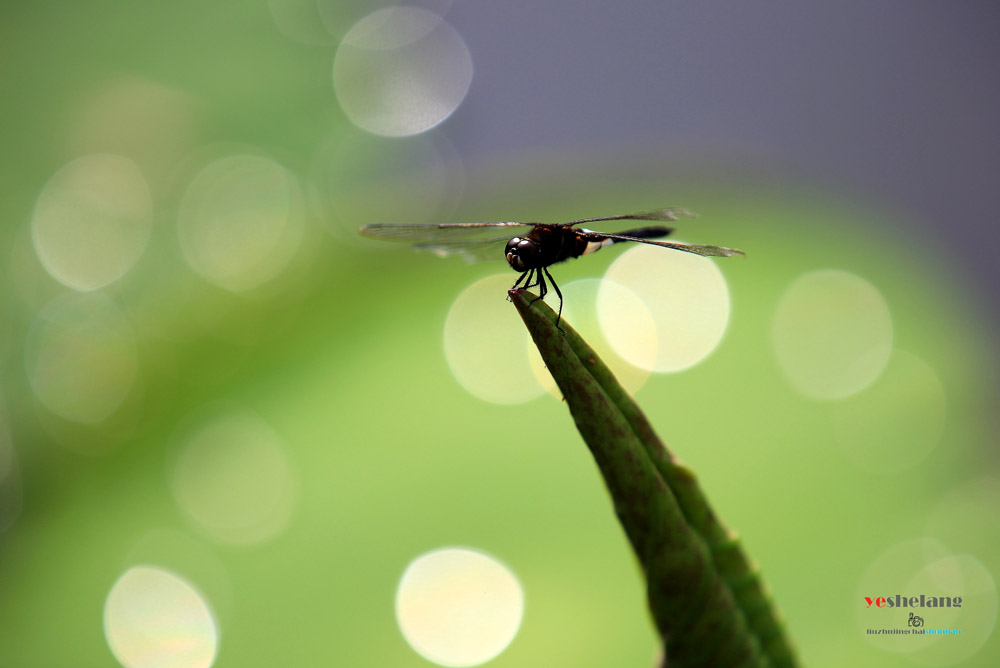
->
<box><xmin>25</xmin><ymin>292</ymin><xmax>137</xmax><ymax>423</ymax></box>
<box><xmin>855</xmin><ymin>539</ymin><xmax>997</xmax><ymax>665</ymax></box>
<box><xmin>32</xmin><ymin>154</ymin><xmax>153</xmax><ymax>291</ymax></box>
<box><xmin>170</xmin><ymin>405</ymin><xmax>297</xmax><ymax>545</ymax></box>
<box><xmin>528</xmin><ymin>279</ymin><xmax>654</xmax><ymax>398</ymax></box>
<box><xmin>178</xmin><ymin>154</ymin><xmax>304</xmax><ymax>292</ymax></box>
<box><xmin>333</xmin><ymin>7</ymin><xmax>473</xmax><ymax>137</ymax></box>
<box><xmin>831</xmin><ymin>350</ymin><xmax>946</xmax><ymax>473</ymax></box>
<box><xmin>444</xmin><ymin>274</ymin><xmax>545</xmax><ymax>404</ymax></box>
<box><xmin>856</xmin><ymin>538</ymin><xmax>949</xmax><ymax>654</ymax></box>
<box><xmin>104</xmin><ymin>565</ymin><xmax>218</xmax><ymax>668</ymax></box>
<box><xmin>601</xmin><ymin>244</ymin><xmax>731</xmax><ymax>372</ymax></box>
<box><xmin>772</xmin><ymin>269</ymin><xmax>893</xmax><ymax>400</ymax></box>
<box><xmin>396</xmin><ymin>548</ymin><xmax>524</xmax><ymax>667</ymax></box>
<box><xmin>905</xmin><ymin>555</ymin><xmax>997</xmax><ymax>665</ymax></box>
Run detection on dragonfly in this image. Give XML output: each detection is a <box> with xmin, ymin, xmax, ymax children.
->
<box><xmin>359</xmin><ymin>208</ymin><xmax>744</xmax><ymax>324</ymax></box>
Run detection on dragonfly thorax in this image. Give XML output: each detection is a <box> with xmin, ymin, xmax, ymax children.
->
<box><xmin>505</xmin><ymin>236</ymin><xmax>541</xmax><ymax>272</ymax></box>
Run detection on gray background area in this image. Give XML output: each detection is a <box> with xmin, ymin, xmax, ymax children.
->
<box><xmin>444</xmin><ymin>2</ymin><xmax>999</xmax><ymax>322</ymax></box>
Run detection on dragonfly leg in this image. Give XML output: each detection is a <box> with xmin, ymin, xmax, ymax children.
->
<box><xmin>531</xmin><ymin>267</ymin><xmax>547</xmax><ymax>304</ymax></box>
<box><xmin>513</xmin><ymin>271</ymin><xmax>528</xmax><ymax>289</ymax></box>
<box><xmin>522</xmin><ymin>268</ymin><xmax>537</xmax><ymax>291</ymax></box>
<box><xmin>507</xmin><ymin>269</ymin><xmax>535</xmax><ymax>301</ymax></box>
<box><xmin>543</xmin><ymin>267</ymin><xmax>564</xmax><ymax>329</ymax></box>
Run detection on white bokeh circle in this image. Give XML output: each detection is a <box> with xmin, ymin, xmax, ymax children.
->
<box><xmin>178</xmin><ymin>153</ymin><xmax>304</xmax><ymax>292</ymax></box>
<box><xmin>601</xmin><ymin>244</ymin><xmax>732</xmax><ymax>372</ymax></box>
<box><xmin>24</xmin><ymin>292</ymin><xmax>137</xmax><ymax>424</ymax></box>
<box><xmin>444</xmin><ymin>274</ymin><xmax>545</xmax><ymax>404</ymax></box>
<box><xmin>32</xmin><ymin>154</ymin><xmax>152</xmax><ymax>291</ymax></box>
<box><xmin>333</xmin><ymin>8</ymin><xmax>473</xmax><ymax>137</ymax></box>
<box><xmin>772</xmin><ymin>269</ymin><xmax>893</xmax><ymax>400</ymax></box>
<box><xmin>104</xmin><ymin>566</ymin><xmax>218</xmax><ymax>668</ymax></box>
<box><xmin>396</xmin><ymin>548</ymin><xmax>524</xmax><ymax>667</ymax></box>
<box><xmin>170</xmin><ymin>405</ymin><xmax>297</xmax><ymax>545</ymax></box>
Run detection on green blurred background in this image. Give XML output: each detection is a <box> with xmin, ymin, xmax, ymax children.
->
<box><xmin>1</xmin><ymin>2</ymin><xmax>998</xmax><ymax>667</ymax></box>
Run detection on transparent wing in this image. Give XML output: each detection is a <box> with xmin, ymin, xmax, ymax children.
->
<box><xmin>566</xmin><ymin>208</ymin><xmax>697</xmax><ymax>227</ymax></box>
<box><xmin>412</xmin><ymin>235</ymin><xmax>515</xmax><ymax>263</ymax></box>
<box><xmin>359</xmin><ymin>209</ymin><xmax>694</xmax><ymax>240</ymax></box>
<box><xmin>359</xmin><ymin>221</ymin><xmax>532</xmax><ymax>243</ymax></box>
<box><xmin>587</xmin><ymin>231</ymin><xmax>745</xmax><ymax>258</ymax></box>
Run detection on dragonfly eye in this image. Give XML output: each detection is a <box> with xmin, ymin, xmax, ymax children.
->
<box><xmin>505</xmin><ymin>237</ymin><xmax>539</xmax><ymax>272</ymax></box>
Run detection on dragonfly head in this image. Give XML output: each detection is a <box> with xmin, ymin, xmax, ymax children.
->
<box><xmin>505</xmin><ymin>236</ymin><xmax>540</xmax><ymax>272</ymax></box>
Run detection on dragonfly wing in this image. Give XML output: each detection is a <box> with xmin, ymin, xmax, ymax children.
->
<box><xmin>412</xmin><ymin>235</ymin><xmax>515</xmax><ymax>263</ymax></box>
<box><xmin>589</xmin><ymin>232</ymin><xmax>745</xmax><ymax>258</ymax></box>
<box><xmin>359</xmin><ymin>221</ymin><xmax>530</xmax><ymax>243</ymax></box>
<box><xmin>566</xmin><ymin>208</ymin><xmax>697</xmax><ymax>226</ymax></box>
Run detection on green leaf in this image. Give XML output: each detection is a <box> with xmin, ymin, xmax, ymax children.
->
<box><xmin>510</xmin><ymin>289</ymin><xmax>798</xmax><ymax>667</ymax></box>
